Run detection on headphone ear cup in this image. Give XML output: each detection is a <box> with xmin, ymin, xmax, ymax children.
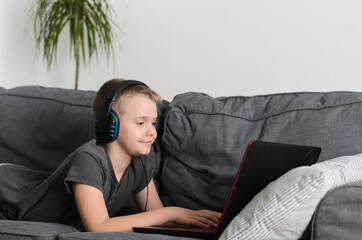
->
<box><xmin>106</xmin><ymin>110</ymin><xmax>120</xmax><ymax>143</ymax></box>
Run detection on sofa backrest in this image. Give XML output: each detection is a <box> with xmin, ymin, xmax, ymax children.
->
<box><xmin>160</xmin><ymin>91</ymin><xmax>362</xmax><ymax>212</ymax></box>
<box><xmin>0</xmin><ymin>86</ymin><xmax>96</xmax><ymax>172</ymax></box>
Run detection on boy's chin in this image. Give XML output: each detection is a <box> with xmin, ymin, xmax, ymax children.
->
<box><xmin>134</xmin><ymin>148</ymin><xmax>152</xmax><ymax>156</ymax></box>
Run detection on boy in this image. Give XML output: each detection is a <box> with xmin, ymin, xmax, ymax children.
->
<box><xmin>0</xmin><ymin>79</ymin><xmax>221</xmax><ymax>232</ymax></box>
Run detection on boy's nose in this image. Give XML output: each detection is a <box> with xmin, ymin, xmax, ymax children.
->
<box><xmin>146</xmin><ymin>125</ymin><xmax>157</xmax><ymax>137</ymax></box>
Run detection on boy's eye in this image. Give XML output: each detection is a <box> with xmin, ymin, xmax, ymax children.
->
<box><xmin>152</xmin><ymin>122</ymin><xmax>156</xmax><ymax>126</ymax></box>
<box><xmin>137</xmin><ymin>122</ymin><xmax>144</xmax><ymax>125</ymax></box>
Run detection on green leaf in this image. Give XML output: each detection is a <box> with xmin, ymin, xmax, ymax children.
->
<box><xmin>31</xmin><ymin>0</ymin><xmax>120</xmax><ymax>89</ymax></box>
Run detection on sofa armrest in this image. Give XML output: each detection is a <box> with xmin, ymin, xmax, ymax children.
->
<box><xmin>311</xmin><ymin>180</ymin><xmax>362</xmax><ymax>240</ymax></box>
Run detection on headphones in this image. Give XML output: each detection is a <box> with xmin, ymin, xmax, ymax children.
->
<box><xmin>94</xmin><ymin>80</ymin><xmax>148</xmax><ymax>145</ymax></box>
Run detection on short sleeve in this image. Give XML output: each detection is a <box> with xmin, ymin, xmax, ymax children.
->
<box><xmin>64</xmin><ymin>152</ymin><xmax>105</xmax><ymax>196</ymax></box>
<box><xmin>134</xmin><ymin>156</ymin><xmax>153</xmax><ymax>194</ymax></box>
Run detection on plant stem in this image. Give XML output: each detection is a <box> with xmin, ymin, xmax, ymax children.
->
<box><xmin>75</xmin><ymin>40</ymin><xmax>80</xmax><ymax>90</ymax></box>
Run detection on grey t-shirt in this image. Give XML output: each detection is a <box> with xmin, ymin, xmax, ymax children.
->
<box><xmin>0</xmin><ymin>139</ymin><xmax>152</xmax><ymax>225</ymax></box>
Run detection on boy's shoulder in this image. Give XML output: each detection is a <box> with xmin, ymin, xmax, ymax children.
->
<box><xmin>66</xmin><ymin>139</ymin><xmax>108</xmax><ymax>165</ymax></box>
<box><xmin>79</xmin><ymin>139</ymin><xmax>103</xmax><ymax>153</ymax></box>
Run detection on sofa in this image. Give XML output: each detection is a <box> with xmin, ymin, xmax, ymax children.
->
<box><xmin>0</xmin><ymin>85</ymin><xmax>362</xmax><ymax>240</ymax></box>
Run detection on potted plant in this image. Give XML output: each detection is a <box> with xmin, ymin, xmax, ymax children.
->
<box><xmin>31</xmin><ymin>0</ymin><xmax>120</xmax><ymax>89</ymax></box>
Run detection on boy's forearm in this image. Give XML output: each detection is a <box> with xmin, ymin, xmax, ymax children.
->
<box><xmin>87</xmin><ymin>207</ymin><xmax>173</xmax><ymax>232</ymax></box>
<box><xmin>87</xmin><ymin>207</ymin><xmax>221</xmax><ymax>232</ymax></box>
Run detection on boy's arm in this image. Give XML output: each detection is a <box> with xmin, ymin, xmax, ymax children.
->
<box><xmin>72</xmin><ymin>182</ymin><xmax>221</xmax><ymax>232</ymax></box>
<box><xmin>72</xmin><ymin>182</ymin><xmax>172</xmax><ymax>232</ymax></box>
<box><xmin>133</xmin><ymin>179</ymin><xmax>163</xmax><ymax>211</ymax></box>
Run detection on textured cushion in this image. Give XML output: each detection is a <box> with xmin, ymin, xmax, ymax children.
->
<box><xmin>160</xmin><ymin>91</ymin><xmax>362</xmax><ymax>211</ymax></box>
<box><xmin>0</xmin><ymin>220</ymin><xmax>79</xmax><ymax>240</ymax></box>
<box><xmin>311</xmin><ymin>181</ymin><xmax>362</xmax><ymax>240</ymax></box>
<box><xmin>218</xmin><ymin>154</ymin><xmax>362</xmax><ymax>240</ymax></box>
<box><xmin>59</xmin><ymin>231</ymin><xmax>199</xmax><ymax>240</ymax></box>
<box><xmin>0</xmin><ymin>86</ymin><xmax>96</xmax><ymax>172</ymax></box>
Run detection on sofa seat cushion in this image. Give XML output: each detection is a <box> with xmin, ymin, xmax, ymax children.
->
<box><xmin>0</xmin><ymin>220</ymin><xmax>80</xmax><ymax>240</ymax></box>
<box><xmin>58</xmin><ymin>231</ymin><xmax>199</xmax><ymax>240</ymax></box>
<box><xmin>160</xmin><ymin>91</ymin><xmax>362</xmax><ymax>211</ymax></box>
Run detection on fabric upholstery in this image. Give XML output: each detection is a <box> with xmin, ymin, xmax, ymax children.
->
<box><xmin>0</xmin><ymin>86</ymin><xmax>96</xmax><ymax>172</ymax></box>
<box><xmin>58</xmin><ymin>232</ymin><xmax>199</xmax><ymax>240</ymax></box>
<box><xmin>0</xmin><ymin>220</ymin><xmax>79</xmax><ymax>240</ymax></box>
<box><xmin>311</xmin><ymin>180</ymin><xmax>362</xmax><ymax>240</ymax></box>
<box><xmin>160</xmin><ymin>91</ymin><xmax>362</xmax><ymax>211</ymax></box>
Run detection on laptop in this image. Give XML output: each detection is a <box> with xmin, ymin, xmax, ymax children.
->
<box><xmin>133</xmin><ymin>140</ymin><xmax>321</xmax><ymax>239</ymax></box>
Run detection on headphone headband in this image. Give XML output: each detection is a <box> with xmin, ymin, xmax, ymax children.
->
<box><xmin>105</xmin><ymin>80</ymin><xmax>148</xmax><ymax>102</ymax></box>
<box><xmin>95</xmin><ymin>80</ymin><xmax>148</xmax><ymax>144</ymax></box>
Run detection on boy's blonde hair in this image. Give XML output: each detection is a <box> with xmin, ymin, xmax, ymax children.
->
<box><xmin>93</xmin><ymin>78</ymin><xmax>162</xmax><ymax>119</ymax></box>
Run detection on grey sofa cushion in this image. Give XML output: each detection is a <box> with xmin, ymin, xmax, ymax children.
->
<box><xmin>0</xmin><ymin>86</ymin><xmax>96</xmax><ymax>172</ymax></box>
<box><xmin>311</xmin><ymin>180</ymin><xmax>362</xmax><ymax>240</ymax></box>
<box><xmin>0</xmin><ymin>220</ymin><xmax>79</xmax><ymax>240</ymax></box>
<box><xmin>59</xmin><ymin>232</ymin><xmax>199</xmax><ymax>240</ymax></box>
<box><xmin>160</xmin><ymin>91</ymin><xmax>362</xmax><ymax>211</ymax></box>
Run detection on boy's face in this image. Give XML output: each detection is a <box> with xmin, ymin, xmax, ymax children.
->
<box><xmin>115</xmin><ymin>94</ymin><xmax>158</xmax><ymax>158</ymax></box>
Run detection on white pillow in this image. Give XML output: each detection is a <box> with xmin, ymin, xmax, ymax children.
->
<box><xmin>313</xmin><ymin>153</ymin><xmax>362</xmax><ymax>186</ymax></box>
<box><xmin>219</xmin><ymin>153</ymin><xmax>362</xmax><ymax>240</ymax></box>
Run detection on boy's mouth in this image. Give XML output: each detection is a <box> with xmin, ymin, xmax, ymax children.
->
<box><xmin>140</xmin><ymin>140</ymin><xmax>154</xmax><ymax>146</ymax></box>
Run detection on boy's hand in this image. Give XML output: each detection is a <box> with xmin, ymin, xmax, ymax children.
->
<box><xmin>169</xmin><ymin>207</ymin><xmax>222</xmax><ymax>228</ymax></box>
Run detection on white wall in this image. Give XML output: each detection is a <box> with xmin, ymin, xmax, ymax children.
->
<box><xmin>1</xmin><ymin>0</ymin><xmax>362</xmax><ymax>101</ymax></box>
